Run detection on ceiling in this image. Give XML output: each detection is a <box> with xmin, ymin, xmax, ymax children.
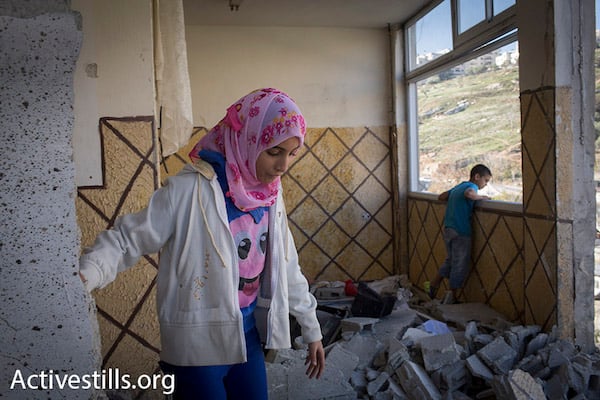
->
<box><xmin>182</xmin><ymin>0</ymin><xmax>431</xmax><ymax>29</ymax></box>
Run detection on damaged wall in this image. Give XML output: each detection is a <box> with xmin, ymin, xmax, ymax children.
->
<box><xmin>70</xmin><ymin>1</ymin><xmax>160</xmax><ymax>397</ymax></box>
<box><xmin>0</xmin><ymin>1</ymin><xmax>101</xmax><ymax>398</ymax></box>
<box><xmin>406</xmin><ymin>0</ymin><xmax>596</xmax><ymax>351</ymax></box>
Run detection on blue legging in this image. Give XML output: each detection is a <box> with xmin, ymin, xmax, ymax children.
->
<box><xmin>159</xmin><ymin>327</ymin><xmax>268</xmax><ymax>400</ymax></box>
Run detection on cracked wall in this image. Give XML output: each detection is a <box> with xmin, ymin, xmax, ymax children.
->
<box><xmin>0</xmin><ymin>2</ymin><xmax>102</xmax><ymax>398</ymax></box>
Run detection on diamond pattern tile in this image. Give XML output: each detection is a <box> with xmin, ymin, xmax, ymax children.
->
<box><xmin>373</xmin><ymin>155</ymin><xmax>392</xmax><ymax>191</ymax></box>
<box><xmin>408</xmin><ymin>196</ymin><xmax>526</xmax><ymax>322</ymax></box>
<box><xmin>311</xmin><ymin>129</ymin><xmax>349</xmax><ymax>169</ymax></box>
<box><xmin>312</xmin><ymin>219</ymin><xmax>352</xmax><ymax>257</ymax></box>
<box><xmin>76</xmin><ymin>117</ymin><xmax>160</xmax><ymax>395</ymax></box>
<box><xmin>336</xmin><ymin>241</ymin><xmax>375</xmax><ymax>280</ymax></box>
<box><xmin>353</xmin><ymin>130</ymin><xmax>389</xmax><ymax>171</ymax></box>
<box><xmin>356</xmin><ymin>219</ymin><xmax>391</xmax><ymax>258</ymax></box>
<box><xmin>161</xmin><ymin>127</ymin><xmax>207</xmax><ymax>181</ymax></box>
<box><xmin>332</xmin><ymin>153</ymin><xmax>370</xmax><ymax>193</ymax></box>
<box><xmin>288</xmin><ymin>151</ymin><xmax>327</xmax><ymax>193</ymax></box>
<box><xmin>289</xmin><ymin>196</ymin><xmax>328</xmax><ymax>237</ymax></box>
<box><xmin>280</xmin><ymin>175</ymin><xmax>307</xmax><ymax>212</ymax></box>
<box><xmin>333</xmin><ymin>198</ymin><xmax>370</xmax><ymax>237</ymax></box>
<box><xmin>374</xmin><ymin>201</ymin><xmax>393</xmax><ymax>234</ymax></box>
<box><xmin>289</xmin><ymin>126</ymin><xmax>393</xmax><ymax>281</ymax></box>
<box><xmin>297</xmin><ymin>240</ymin><xmax>332</xmax><ymax>279</ymax></box>
<box><xmin>522</xmin><ymin>91</ymin><xmax>556</xmax><ymax>217</ymax></box>
<box><xmin>406</xmin><ymin>86</ymin><xmax>559</xmax><ymax>329</ymax></box>
<box><xmin>311</xmin><ymin>175</ymin><xmax>348</xmax><ymax>214</ymax></box>
<box><xmin>354</xmin><ymin>175</ymin><xmax>390</xmax><ymax>215</ymax></box>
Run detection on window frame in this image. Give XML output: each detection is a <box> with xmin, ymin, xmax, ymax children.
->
<box><xmin>403</xmin><ymin>0</ymin><xmax>520</xmax><ymax>210</ymax></box>
<box><xmin>452</xmin><ymin>0</ymin><xmax>517</xmax><ymax>56</ymax></box>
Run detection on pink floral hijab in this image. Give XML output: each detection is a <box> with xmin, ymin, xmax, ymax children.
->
<box><xmin>189</xmin><ymin>88</ymin><xmax>306</xmax><ymax>211</ymax></box>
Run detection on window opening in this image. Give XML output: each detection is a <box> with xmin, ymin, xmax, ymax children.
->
<box><xmin>406</xmin><ymin>0</ymin><xmax>451</xmax><ymax>71</ymax></box>
<box><xmin>414</xmin><ymin>41</ymin><xmax>520</xmax><ymax>201</ymax></box>
<box><xmin>493</xmin><ymin>0</ymin><xmax>515</xmax><ymax>15</ymax></box>
<box><xmin>405</xmin><ymin>0</ymin><xmax>520</xmax><ymax>203</ymax></box>
<box><xmin>457</xmin><ymin>0</ymin><xmax>486</xmax><ymax>34</ymax></box>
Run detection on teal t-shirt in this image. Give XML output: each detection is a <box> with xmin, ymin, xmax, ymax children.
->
<box><xmin>443</xmin><ymin>181</ymin><xmax>478</xmax><ymax>236</ymax></box>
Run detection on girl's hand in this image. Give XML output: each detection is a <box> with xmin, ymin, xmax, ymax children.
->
<box><xmin>305</xmin><ymin>340</ymin><xmax>325</xmax><ymax>379</ymax></box>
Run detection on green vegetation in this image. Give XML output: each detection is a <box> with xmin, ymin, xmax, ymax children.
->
<box><xmin>417</xmin><ymin>65</ymin><xmax>522</xmax><ymax>201</ymax></box>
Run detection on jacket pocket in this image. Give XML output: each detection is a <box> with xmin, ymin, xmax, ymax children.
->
<box><xmin>176</xmin><ymin>275</ymin><xmax>221</xmax><ymax>311</ymax></box>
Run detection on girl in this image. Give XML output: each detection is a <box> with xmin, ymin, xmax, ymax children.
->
<box><xmin>79</xmin><ymin>88</ymin><xmax>325</xmax><ymax>399</ymax></box>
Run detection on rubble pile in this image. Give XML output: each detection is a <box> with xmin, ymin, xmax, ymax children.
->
<box><xmin>265</xmin><ymin>276</ymin><xmax>600</xmax><ymax>400</ymax></box>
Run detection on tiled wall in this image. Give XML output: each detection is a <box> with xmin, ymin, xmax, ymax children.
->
<box><xmin>408</xmin><ymin>199</ymin><xmax>525</xmax><ymax>322</ymax></box>
<box><xmin>521</xmin><ymin>88</ymin><xmax>559</xmax><ymax>331</ymax></box>
<box><xmin>407</xmin><ymin>86</ymin><xmax>561</xmax><ymax>331</ymax></box>
<box><xmin>76</xmin><ymin>117</ymin><xmax>161</xmax><ymax>398</ymax></box>
<box><xmin>77</xmin><ymin>122</ymin><xmax>395</xmax><ymax>396</ymax></box>
<box><xmin>162</xmin><ymin>126</ymin><xmax>396</xmax><ymax>283</ymax></box>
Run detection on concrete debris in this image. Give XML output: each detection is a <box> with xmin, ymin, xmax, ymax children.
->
<box><xmin>266</xmin><ymin>275</ymin><xmax>600</xmax><ymax>399</ymax></box>
<box><xmin>476</xmin><ymin>336</ymin><xmax>518</xmax><ymax>375</ymax></box>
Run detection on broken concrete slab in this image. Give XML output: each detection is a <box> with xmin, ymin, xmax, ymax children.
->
<box><xmin>385</xmin><ymin>337</ymin><xmax>411</xmax><ymax>373</ymax></box>
<box><xmin>326</xmin><ymin>343</ymin><xmax>360</xmax><ymax>378</ymax></box>
<box><xmin>420</xmin><ymin>333</ymin><xmax>460</xmax><ymax>372</ymax></box>
<box><xmin>491</xmin><ymin>369</ymin><xmax>546</xmax><ymax>400</ymax></box>
<box><xmin>514</xmin><ymin>353</ymin><xmax>546</xmax><ymax>377</ymax></box>
<box><xmin>340</xmin><ymin>317</ymin><xmax>380</xmax><ymax>333</ymax></box>
<box><xmin>372</xmin><ymin>306</ymin><xmax>421</xmax><ymax>342</ymax></box>
<box><xmin>542</xmin><ymin>339</ymin><xmax>577</xmax><ymax>368</ymax></box>
<box><xmin>401</xmin><ymin>327</ymin><xmax>434</xmax><ymax>347</ymax></box>
<box><xmin>466</xmin><ymin>354</ymin><xmax>494</xmax><ymax>381</ymax></box>
<box><xmin>430</xmin><ymin>359</ymin><xmax>468</xmax><ymax>391</ymax></box>
<box><xmin>267</xmin><ymin>355</ymin><xmax>356</xmax><ymax>400</ymax></box>
<box><xmin>507</xmin><ymin>325</ymin><xmax>541</xmax><ymax>357</ymax></box>
<box><xmin>477</xmin><ymin>336</ymin><xmax>518</xmax><ymax>375</ymax></box>
<box><xmin>271</xmin><ymin>275</ymin><xmax>600</xmax><ymax>400</ymax></box>
<box><xmin>287</xmin><ymin>362</ymin><xmax>356</xmax><ymax>400</ymax></box>
<box><xmin>433</xmin><ymin>302</ymin><xmax>512</xmax><ymax>330</ymax></box>
<box><xmin>524</xmin><ymin>332</ymin><xmax>548</xmax><ymax>357</ymax></box>
<box><xmin>367</xmin><ymin>371</ymin><xmax>390</xmax><ymax>396</ymax></box>
<box><xmin>395</xmin><ymin>360</ymin><xmax>442</xmax><ymax>400</ymax></box>
<box><xmin>340</xmin><ymin>332</ymin><xmax>384</xmax><ymax>369</ymax></box>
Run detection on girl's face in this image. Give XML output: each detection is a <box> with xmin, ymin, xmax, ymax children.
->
<box><xmin>255</xmin><ymin>137</ymin><xmax>301</xmax><ymax>184</ymax></box>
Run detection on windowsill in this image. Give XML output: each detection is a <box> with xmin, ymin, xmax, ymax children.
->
<box><xmin>408</xmin><ymin>191</ymin><xmax>523</xmax><ymax>214</ymax></box>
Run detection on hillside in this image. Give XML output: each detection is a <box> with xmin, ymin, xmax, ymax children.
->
<box><xmin>417</xmin><ymin>65</ymin><xmax>522</xmax><ymax>201</ymax></box>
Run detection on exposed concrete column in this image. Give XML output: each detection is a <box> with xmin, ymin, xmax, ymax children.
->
<box><xmin>554</xmin><ymin>0</ymin><xmax>596</xmax><ymax>353</ymax></box>
<box><xmin>390</xmin><ymin>26</ymin><xmax>409</xmax><ymax>274</ymax></box>
<box><xmin>518</xmin><ymin>0</ymin><xmax>595</xmax><ymax>351</ymax></box>
<box><xmin>0</xmin><ymin>1</ymin><xmax>102</xmax><ymax>398</ymax></box>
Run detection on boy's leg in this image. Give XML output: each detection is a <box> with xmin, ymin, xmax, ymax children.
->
<box><xmin>431</xmin><ymin>228</ymin><xmax>457</xmax><ymax>298</ymax></box>
<box><xmin>448</xmin><ymin>234</ymin><xmax>472</xmax><ymax>296</ymax></box>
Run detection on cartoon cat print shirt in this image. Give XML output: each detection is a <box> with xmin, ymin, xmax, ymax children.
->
<box><xmin>230</xmin><ymin>212</ymin><xmax>268</xmax><ymax>307</ymax></box>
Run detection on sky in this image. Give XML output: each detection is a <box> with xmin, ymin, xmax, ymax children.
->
<box><xmin>416</xmin><ymin>0</ymin><xmax>600</xmax><ymax>56</ymax></box>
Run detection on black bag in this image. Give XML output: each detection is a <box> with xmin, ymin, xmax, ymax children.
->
<box><xmin>350</xmin><ymin>282</ymin><xmax>396</xmax><ymax>318</ymax></box>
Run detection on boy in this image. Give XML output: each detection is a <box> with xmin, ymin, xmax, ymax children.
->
<box><xmin>429</xmin><ymin>164</ymin><xmax>492</xmax><ymax>303</ymax></box>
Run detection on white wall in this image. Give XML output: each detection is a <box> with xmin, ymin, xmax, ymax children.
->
<box><xmin>72</xmin><ymin>0</ymin><xmax>155</xmax><ymax>186</ymax></box>
<box><xmin>185</xmin><ymin>25</ymin><xmax>391</xmax><ymax>129</ymax></box>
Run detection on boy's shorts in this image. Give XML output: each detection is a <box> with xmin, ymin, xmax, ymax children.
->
<box><xmin>439</xmin><ymin>227</ymin><xmax>472</xmax><ymax>289</ymax></box>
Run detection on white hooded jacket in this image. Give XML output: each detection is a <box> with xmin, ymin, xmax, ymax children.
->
<box><xmin>79</xmin><ymin>160</ymin><xmax>322</xmax><ymax>366</ymax></box>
